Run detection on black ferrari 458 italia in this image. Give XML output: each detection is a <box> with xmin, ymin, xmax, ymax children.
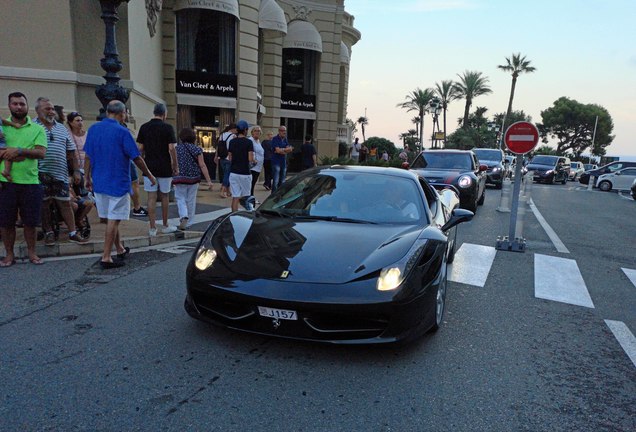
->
<box><xmin>185</xmin><ymin>166</ymin><xmax>473</xmax><ymax>344</ymax></box>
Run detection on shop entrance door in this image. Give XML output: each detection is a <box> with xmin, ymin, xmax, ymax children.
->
<box><xmin>282</xmin><ymin>118</ymin><xmax>314</xmax><ymax>172</ymax></box>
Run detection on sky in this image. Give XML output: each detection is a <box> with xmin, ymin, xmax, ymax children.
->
<box><xmin>344</xmin><ymin>0</ymin><xmax>636</xmax><ymax>158</ymax></box>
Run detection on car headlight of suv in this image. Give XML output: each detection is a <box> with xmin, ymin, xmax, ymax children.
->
<box><xmin>457</xmin><ymin>175</ymin><xmax>473</xmax><ymax>188</ymax></box>
<box><xmin>377</xmin><ymin>239</ymin><xmax>428</xmax><ymax>291</ymax></box>
<box><xmin>545</xmin><ymin>170</ymin><xmax>554</xmax><ymax>175</ymax></box>
<box><xmin>492</xmin><ymin>166</ymin><xmax>501</xmax><ymax>173</ymax></box>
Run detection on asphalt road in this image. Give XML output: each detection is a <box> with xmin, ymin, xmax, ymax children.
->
<box><xmin>1</xmin><ymin>181</ymin><xmax>635</xmax><ymax>431</ymax></box>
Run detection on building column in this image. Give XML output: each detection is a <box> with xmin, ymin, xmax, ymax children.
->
<box><xmin>237</xmin><ymin>0</ymin><xmax>259</xmax><ymax>126</ymax></box>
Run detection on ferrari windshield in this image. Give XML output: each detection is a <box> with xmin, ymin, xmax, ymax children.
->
<box><xmin>260</xmin><ymin>171</ymin><xmax>427</xmax><ymax>224</ymax></box>
<box><xmin>411</xmin><ymin>152</ymin><xmax>472</xmax><ymax>170</ymax></box>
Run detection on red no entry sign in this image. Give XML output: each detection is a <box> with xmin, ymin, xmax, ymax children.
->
<box><xmin>504</xmin><ymin>121</ymin><xmax>539</xmax><ymax>154</ymax></box>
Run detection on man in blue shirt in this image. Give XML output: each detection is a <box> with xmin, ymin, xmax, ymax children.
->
<box><xmin>84</xmin><ymin>100</ymin><xmax>156</xmax><ymax>269</ymax></box>
<box><xmin>270</xmin><ymin>125</ymin><xmax>292</xmax><ymax>192</ymax></box>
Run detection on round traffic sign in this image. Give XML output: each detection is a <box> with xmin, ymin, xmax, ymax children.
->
<box><xmin>504</xmin><ymin>121</ymin><xmax>539</xmax><ymax>154</ymax></box>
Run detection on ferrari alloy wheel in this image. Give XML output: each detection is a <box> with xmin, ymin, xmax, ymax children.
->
<box><xmin>431</xmin><ymin>270</ymin><xmax>447</xmax><ymax>332</ymax></box>
<box><xmin>598</xmin><ymin>180</ymin><xmax>612</xmax><ymax>192</ymax></box>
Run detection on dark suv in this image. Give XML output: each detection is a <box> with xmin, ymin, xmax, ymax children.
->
<box><xmin>472</xmin><ymin>148</ymin><xmax>509</xmax><ymax>189</ymax></box>
<box><xmin>527</xmin><ymin>155</ymin><xmax>570</xmax><ymax>184</ymax></box>
<box><xmin>579</xmin><ymin>161</ymin><xmax>636</xmax><ymax>186</ymax></box>
<box><xmin>410</xmin><ymin>149</ymin><xmax>487</xmax><ymax>212</ymax></box>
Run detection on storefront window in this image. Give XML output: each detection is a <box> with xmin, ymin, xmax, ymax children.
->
<box><xmin>282</xmin><ymin>49</ymin><xmax>317</xmax><ymax>96</ymax></box>
<box><xmin>176</xmin><ymin>9</ymin><xmax>236</xmax><ymax>75</ymax></box>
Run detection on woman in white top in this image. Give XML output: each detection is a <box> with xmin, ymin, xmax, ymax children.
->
<box><xmin>249</xmin><ymin>125</ymin><xmax>265</xmax><ymax>199</ymax></box>
<box><xmin>67</xmin><ymin>112</ymin><xmax>86</xmax><ymax>172</ymax></box>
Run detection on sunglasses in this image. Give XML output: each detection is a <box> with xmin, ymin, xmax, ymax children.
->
<box><xmin>49</xmin><ymin>132</ymin><xmax>54</xmax><ymax>141</ymax></box>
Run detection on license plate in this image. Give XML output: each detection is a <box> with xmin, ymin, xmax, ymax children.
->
<box><xmin>258</xmin><ymin>306</ymin><xmax>297</xmax><ymax>320</ymax></box>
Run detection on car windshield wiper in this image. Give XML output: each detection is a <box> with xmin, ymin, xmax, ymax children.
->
<box><xmin>258</xmin><ymin>209</ymin><xmax>292</xmax><ymax>218</ymax></box>
<box><xmin>293</xmin><ymin>215</ymin><xmax>377</xmax><ymax>224</ymax></box>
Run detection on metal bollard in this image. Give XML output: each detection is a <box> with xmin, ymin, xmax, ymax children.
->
<box><xmin>523</xmin><ymin>172</ymin><xmax>533</xmax><ymax>200</ymax></box>
<box><xmin>587</xmin><ymin>175</ymin><xmax>595</xmax><ymax>191</ymax></box>
<box><xmin>515</xmin><ymin>194</ymin><xmax>526</xmax><ymax>239</ymax></box>
<box><xmin>497</xmin><ymin>178</ymin><xmax>512</xmax><ymax>213</ymax></box>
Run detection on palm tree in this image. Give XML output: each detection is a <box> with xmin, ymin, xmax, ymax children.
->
<box><xmin>356</xmin><ymin>116</ymin><xmax>368</xmax><ymax>142</ymax></box>
<box><xmin>454</xmin><ymin>71</ymin><xmax>492</xmax><ymax>130</ymax></box>
<box><xmin>498</xmin><ymin>53</ymin><xmax>536</xmax><ymax>134</ymax></box>
<box><xmin>411</xmin><ymin>116</ymin><xmax>420</xmax><ymax>140</ymax></box>
<box><xmin>435</xmin><ymin>80</ymin><xmax>461</xmax><ymax>146</ymax></box>
<box><xmin>397</xmin><ymin>88</ymin><xmax>435</xmax><ymax>150</ymax></box>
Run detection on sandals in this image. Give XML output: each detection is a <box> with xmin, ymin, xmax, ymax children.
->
<box><xmin>29</xmin><ymin>257</ymin><xmax>45</xmax><ymax>265</ymax></box>
<box><xmin>0</xmin><ymin>259</ymin><xmax>16</xmax><ymax>268</ymax></box>
<box><xmin>116</xmin><ymin>247</ymin><xmax>130</xmax><ymax>260</ymax></box>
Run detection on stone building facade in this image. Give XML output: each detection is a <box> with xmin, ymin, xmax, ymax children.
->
<box><xmin>0</xmin><ymin>0</ymin><xmax>361</xmax><ymax>169</ymax></box>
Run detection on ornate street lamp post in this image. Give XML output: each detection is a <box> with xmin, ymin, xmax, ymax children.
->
<box><xmin>95</xmin><ymin>0</ymin><xmax>130</xmax><ymax>120</ymax></box>
<box><xmin>428</xmin><ymin>97</ymin><xmax>442</xmax><ymax>149</ymax></box>
<box><xmin>487</xmin><ymin>121</ymin><xmax>501</xmax><ymax>148</ymax></box>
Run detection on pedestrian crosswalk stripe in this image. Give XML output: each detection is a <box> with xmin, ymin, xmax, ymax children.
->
<box><xmin>605</xmin><ymin>320</ymin><xmax>636</xmax><ymax>368</ymax></box>
<box><xmin>449</xmin><ymin>243</ymin><xmax>496</xmax><ymax>287</ymax></box>
<box><xmin>622</xmin><ymin>268</ymin><xmax>636</xmax><ymax>288</ymax></box>
<box><xmin>534</xmin><ymin>254</ymin><xmax>594</xmax><ymax>308</ymax></box>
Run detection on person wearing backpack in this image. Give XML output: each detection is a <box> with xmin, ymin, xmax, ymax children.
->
<box><xmin>214</xmin><ymin>123</ymin><xmax>236</xmax><ymax>198</ymax></box>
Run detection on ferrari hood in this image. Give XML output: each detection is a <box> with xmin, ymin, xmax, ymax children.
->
<box><xmin>210</xmin><ymin>212</ymin><xmax>424</xmax><ymax>284</ymax></box>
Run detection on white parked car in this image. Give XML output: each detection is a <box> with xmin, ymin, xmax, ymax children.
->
<box><xmin>568</xmin><ymin>161</ymin><xmax>585</xmax><ymax>181</ymax></box>
<box><xmin>596</xmin><ymin>167</ymin><xmax>636</xmax><ymax>192</ymax></box>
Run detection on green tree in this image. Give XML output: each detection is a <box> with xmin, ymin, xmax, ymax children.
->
<box><xmin>498</xmin><ymin>53</ymin><xmax>536</xmax><ymax>138</ymax></box>
<box><xmin>531</xmin><ymin>145</ymin><xmax>558</xmax><ymax>157</ymax></box>
<box><xmin>539</xmin><ymin>97</ymin><xmax>614</xmax><ymax>158</ymax></box>
<box><xmin>364</xmin><ymin>136</ymin><xmax>397</xmax><ymax>160</ymax></box>
<box><xmin>445</xmin><ymin>128</ymin><xmax>482</xmax><ymax>150</ymax></box>
<box><xmin>397</xmin><ymin>88</ymin><xmax>435</xmax><ymax>150</ymax></box>
<box><xmin>454</xmin><ymin>71</ymin><xmax>492</xmax><ymax>130</ymax></box>
<box><xmin>356</xmin><ymin>116</ymin><xmax>368</xmax><ymax>142</ymax></box>
<box><xmin>435</xmin><ymin>79</ymin><xmax>461</xmax><ymax>146</ymax></box>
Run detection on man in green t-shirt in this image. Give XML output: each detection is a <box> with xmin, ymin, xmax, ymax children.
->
<box><xmin>0</xmin><ymin>92</ymin><xmax>47</xmax><ymax>267</ymax></box>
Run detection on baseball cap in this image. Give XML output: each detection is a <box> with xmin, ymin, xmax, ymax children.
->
<box><xmin>236</xmin><ymin>120</ymin><xmax>249</xmax><ymax>131</ymax></box>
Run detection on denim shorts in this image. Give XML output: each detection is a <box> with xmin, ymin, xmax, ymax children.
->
<box><xmin>0</xmin><ymin>182</ymin><xmax>43</xmax><ymax>227</ymax></box>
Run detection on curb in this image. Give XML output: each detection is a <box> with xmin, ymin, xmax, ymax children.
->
<box><xmin>15</xmin><ymin>230</ymin><xmax>203</xmax><ymax>259</ymax></box>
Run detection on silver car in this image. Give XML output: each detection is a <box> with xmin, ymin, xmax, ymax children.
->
<box><xmin>596</xmin><ymin>167</ymin><xmax>636</xmax><ymax>192</ymax></box>
<box><xmin>569</xmin><ymin>161</ymin><xmax>585</xmax><ymax>181</ymax></box>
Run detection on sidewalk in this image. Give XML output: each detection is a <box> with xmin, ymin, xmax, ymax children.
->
<box><xmin>9</xmin><ymin>183</ymin><xmax>274</xmax><ymax>260</ymax></box>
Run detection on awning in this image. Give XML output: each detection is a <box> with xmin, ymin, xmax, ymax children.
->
<box><xmin>174</xmin><ymin>0</ymin><xmax>240</xmax><ymax>20</ymax></box>
<box><xmin>259</xmin><ymin>0</ymin><xmax>287</xmax><ymax>37</ymax></box>
<box><xmin>340</xmin><ymin>42</ymin><xmax>350</xmax><ymax>64</ymax></box>
<box><xmin>283</xmin><ymin>20</ymin><xmax>322</xmax><ymax>53</ymax></box>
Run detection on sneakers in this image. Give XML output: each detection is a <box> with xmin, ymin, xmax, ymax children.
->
<box><xmin>148</xmin><ymin>228</ymin><xmax>157</xmax><ymax>237</ymax></box>
<box><xmin>68</xmin><ymin>232</ymin><xmax>89</xmax><ymax>244</ymax></box>
<box><xmin>44</xmin><ymin>231</ymin><xmax>56</xmax><ymax>246</ymax></box>
<box><xmin>132</xmin><ymin>206</ymin><xmax>148</xmax><ymax>217</ymax></box>
<box><xmin>161</xmin><ymin>225</ymin><xmax>177</xmax><ymax>234</ymax></box>
<box><xmin>179</xmin><ymin>217</ymin><xmax>189</xmax><ymax>230</ymax></box>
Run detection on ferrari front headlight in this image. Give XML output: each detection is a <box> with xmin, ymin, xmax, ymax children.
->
<box><xmin>195</xmin><ymin>248</ymin><xmax>217</xmax><ymax>271</ymax></box>
<box><xmin>376</xmin><ymin>239</ymin><xmax>428</xmax><ymax>291</ymax></box>
<box><xmin>377</xmin><ymin>267</ymin><xmax>403</xmax><ymax>291</ymax></box>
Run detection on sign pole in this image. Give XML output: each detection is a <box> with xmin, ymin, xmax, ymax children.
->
<box><xmin>496</xmin><ymin>121</ymin><xmax>539</xmax><ymax>253</ymax></box>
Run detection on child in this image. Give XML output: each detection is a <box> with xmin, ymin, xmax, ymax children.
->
<box><xmin>0</xmin><ymin>122</ymin><xmax>12</xmax><ymax>182</ymax></box>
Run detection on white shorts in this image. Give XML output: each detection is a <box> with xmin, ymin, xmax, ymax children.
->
<box><xmin>144</xmin><ymin>177</ymin><xmax>172</xmax><ymax>193</ymax></box>
<box><xmin>94</xmin><ymin>193</ymin><xmax>130</xmax><ymax>221</ymax></box>
<box><xmin>229</xmin><ymin>173</ymin><xmax>252</xmax><ymax>198</ymax></box>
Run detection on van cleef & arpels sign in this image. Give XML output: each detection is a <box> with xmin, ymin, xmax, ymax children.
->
<box><xmin>176</xmin><ymin>70</ymin><xmax>237</xmax><ymax>98</ymax></box>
